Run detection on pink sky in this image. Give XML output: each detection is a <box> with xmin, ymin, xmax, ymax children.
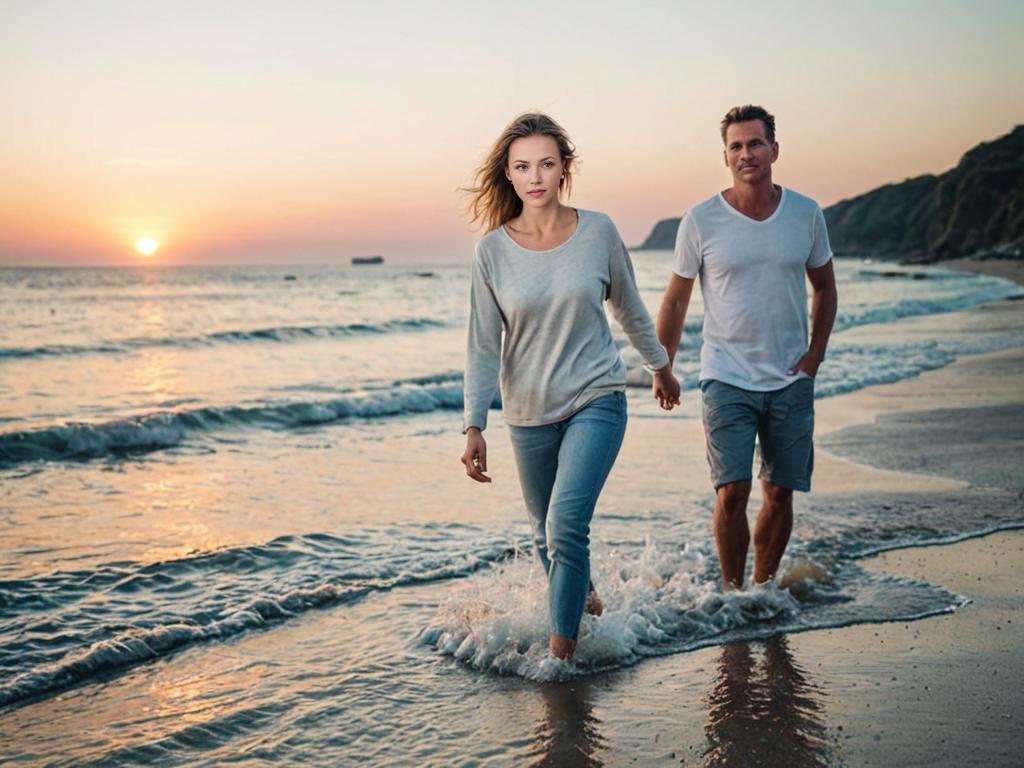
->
<box><xmin>2</xmin><ymin>0</ymin><xmax>1022</xmax><ymax>265</ymax></box>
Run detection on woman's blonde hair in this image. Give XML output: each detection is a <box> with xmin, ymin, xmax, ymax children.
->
<box><xmin>464</xmin><ymin>113</ymin><xmax>577</xmax><ymax>232</ymax></box>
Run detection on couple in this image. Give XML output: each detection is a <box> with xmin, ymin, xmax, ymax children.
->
<box><xmin>460</xmin><ymin>106</ymin><xmax>839</xmax><ymax>660</ymax></box>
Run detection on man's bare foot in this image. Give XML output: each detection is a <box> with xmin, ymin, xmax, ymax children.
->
<box><xmin>585</xmin><ymin>589</ymin><xmax>604</xmax><ymax>616</ymax></box>
<box><xmin>550</xmin><ymin>634</ymin><xmax>576</xmax><ymax>659</ymax></box>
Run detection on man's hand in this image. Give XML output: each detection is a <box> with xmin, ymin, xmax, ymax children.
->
<box><xmin>652</xmin><ymin>366</ymin><xmax>681</xmax><ymax>410</ymax></box>
<box><xmin>461</xmin><ymin>428</ymin><xmax>491</xmax><ymax>483</ymax></box>
<box><xmin>788</xmin><ymin>350</ymin><xmax>823</xmax><ymax>379</ymax></box>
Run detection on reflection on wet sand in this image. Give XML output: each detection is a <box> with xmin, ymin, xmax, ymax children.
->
<box><xmin>529</xmin><ymin>679</ymin><xmax>607</xmax><ymax>767</ymax></box>
<box><xmin>704</xmin><ymin>636</ymin><xmax>838</xmax><ymax>767</ymax></box>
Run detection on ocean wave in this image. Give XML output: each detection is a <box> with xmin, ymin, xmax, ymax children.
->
<box><xmin>621</xmin><ymin>327</ymin><xmax>1024</xmax><ymax>399</ymax></box>
<box><xmin>856</xmin><ymin>268</ymin><xmax>975</xmax><ymax>281</ymax></box>
<box><xmin>832</xmin><ymin>289</ymin><xmax>1022</xmax><ymax>332</ymax></box>
<box><xmin>648</xmin><ymin>271</ymin><xmax>1021</xmax><ymax>342</ymax></box>
<box><xmin>814</xmin><ymin>334</ymin><xmax>1024</xmax><ymax>398</ymax></box>
<box><xmin>0</xmin><ymin>414</ymin><xmax>188</xmax><ymax>464</ymax></box>
<box><xmin>0</xmin><ymin>524</ymin><xmax>521</xmax><ymax>710</ymax></box>
<box><xmin>0</xmin><ymin>317</ymin><xmax>446</xmax><ymax>361</ymax></box>
<box><xmin>0</xmin><ymin>583</ymin><xmax>362</xmax><ymax>710</ymax></box>
<box><xmin>9</xmin><ymin>329</ymin><xmax>1011</xmax><ymax>469</ymax></box>
<box><xmin>419</xmin><ymin>539</ymin><xmax>965</xmax><ymax>682</ymax></box>
<box><xmin>421</xmin><ymin>484</ymin><xmax>1024</xmax><ymax>682</ymax></box>
<box><xmin>3</xmin><ymin>491</ymin><xmax>1017</xmax><ymax>704</ymax></box>
<box><xmin>789</xmin><ymin>488</ymin><xmax>1024</xmax><ymax>563</ymax></box>
<box><xmin>0</xmin><ymin>382</ymin><xmax>478</xmax><ymax>466</ymax></box>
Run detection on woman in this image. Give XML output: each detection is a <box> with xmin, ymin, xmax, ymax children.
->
<box><xmin>460</xmin><ymin>113</ymin><xmax>680</xmax><ymax>660</ymax></box>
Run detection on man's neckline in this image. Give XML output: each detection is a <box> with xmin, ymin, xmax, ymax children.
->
<box><xmin>717</xmin><ymin>186</ymin><xmax>786</xmax><ymax>224</ymax></box>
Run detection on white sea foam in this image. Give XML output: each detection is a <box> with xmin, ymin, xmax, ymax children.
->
<box><xmin>422</xmin><ymin>541</ymin><xmax>802</xmax><ymax>681</ymax></box>
<box><xmin>0</xmin><ymin>318</ymin><xmax>449</xmax><ymax>361</ymax></box>
<box><xmin>0</xmin><ymin>383</ymin><xmax>469</xmax><ymax>465</ymax></box>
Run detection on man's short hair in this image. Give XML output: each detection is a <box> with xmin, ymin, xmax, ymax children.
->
<box><xmin>720</xmin><ymin>105</ymin><xmax>776</xmax><ymax>144</ymax></box>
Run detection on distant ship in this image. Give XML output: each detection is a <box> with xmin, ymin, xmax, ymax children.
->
<box><xmin>351</xmin><ymin>255</ymin><xmax>384</xmax><ymax>265</ymax></box>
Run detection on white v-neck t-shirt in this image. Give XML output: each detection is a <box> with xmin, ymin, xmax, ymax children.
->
<box><xmin>672</xmin><ymin>188</ymin><xmax>833</xmax><ymax>391</ymax></box>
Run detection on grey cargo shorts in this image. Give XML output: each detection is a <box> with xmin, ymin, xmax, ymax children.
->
<box><xmin>700</xmin><ymin>377</ymin><xmax>815</xmax><ymax>492</ymax></box>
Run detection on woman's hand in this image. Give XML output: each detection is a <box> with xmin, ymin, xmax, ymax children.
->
<box><xmin>461</xmin><ymin>428</ymin><xmax>491</xmax><ymax>483</ymax></box>
<box><xmin>652</xmin><ymin>366</ymin><xmax>681</xmax><ymax>410</ymax></box>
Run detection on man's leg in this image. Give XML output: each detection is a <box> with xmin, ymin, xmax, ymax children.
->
<box><xmin>755</xmin><ymin>377</ymin><xmax>814</xmax><ymax>583</ymax></box>
<box><xmin>714</xmin><ymin>480</ymin><xmax>752</xmax><ymax>590</ymax></box>
<box><xmin>753</xmin><ymin>480</ymin><xmax>793</xmax><ymax>584</ymax></box>
<box><xmin>702</xmin><ymin>380</ymin><xmax>760</xmax><ymax>590</ymax></box>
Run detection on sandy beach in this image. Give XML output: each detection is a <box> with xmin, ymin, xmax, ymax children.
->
<box><xmin>945</xmin><ymin>257</ymin><xmax>1024</xmax><ymax>288</ymax></box>
<box><xmin>549</xmin><ymin>529</ymin><xmax>1023</xmax><ymax>767</ymax></box>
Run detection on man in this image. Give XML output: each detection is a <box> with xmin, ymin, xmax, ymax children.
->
<box><xmin>654</xmin><ymin>105</ymin><xmax>838</xmax><ymax>590</ymax></box>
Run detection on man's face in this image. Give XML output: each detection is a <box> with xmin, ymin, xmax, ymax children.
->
<box><xmin>723</xmin><ymin>120</ymin><xmax>778</xmax><ymax>186</ymax></box>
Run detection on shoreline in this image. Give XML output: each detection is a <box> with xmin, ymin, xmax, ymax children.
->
<box><xmin>832</xmin><ymin>253</ymin><xmax>1024</xmax><ymax>289</ymax></box>
<box><xmin>942</xmin><ymin>256</ymin><xmax>1024</xmax><ymax>287</ymax></box>
<box><xmin>584</xmin><ymin>530</ymin><xmax>1024</xmax><ymax>767</ymax></box>
<box><xmin>580</xmin><ymin>310</ymin><xmax>1024</xmax><ymax>764</ymax></box>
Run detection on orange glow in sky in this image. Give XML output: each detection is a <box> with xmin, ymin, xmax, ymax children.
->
<box><xmin>1</xmin><ymin>0</ymin><xmax>1022</xmax><ymax>266</ymax></box>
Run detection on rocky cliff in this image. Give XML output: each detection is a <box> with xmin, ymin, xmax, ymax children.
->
<box><xmin>636</xmin><ymin>217</ymin><xmax>681</xmax><ymax>251</ymax></box>
<box><xmin>825</xmin><ymin>125</ymin><xmax>1024</xmax><ymax>262</ymax></box>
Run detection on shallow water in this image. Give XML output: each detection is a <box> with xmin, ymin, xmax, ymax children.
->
<box><xmin>1</xmin><ymin>256</ymin><xmax>1022</xmax><ymax>764</ymax></box>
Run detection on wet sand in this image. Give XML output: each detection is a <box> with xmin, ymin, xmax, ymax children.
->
<box><xmin>563</xmin><ymin>302</ymin><xmax>1024</xmax><ymax>766</ymax></box>
<box><xmin>556</xmin><ymin>530</ymin><xmax>1023</xmax><ymax>767</ymax></box>
<box><xmin>945</xmin><ymin>257</ymin><xmax>1024</xmax><ymax>287</ymax></box>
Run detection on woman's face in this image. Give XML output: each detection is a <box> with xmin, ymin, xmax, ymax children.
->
<box><xmin>505</xmin><ymin>135</ymin><xmax>564</xmax><ymax>209</ymax></box>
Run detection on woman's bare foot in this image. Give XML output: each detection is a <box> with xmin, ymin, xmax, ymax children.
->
<box><xmin>550</xmin><ymin>634</ymin><xmax>576</xmax><ymax>659</ymax></box>
<box><xmin>585</xmin><ymin>589</ymin><xmax>604</xmax><ymax>617</ymax></box>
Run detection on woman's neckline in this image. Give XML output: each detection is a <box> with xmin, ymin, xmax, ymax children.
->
<box><xmin>500</xmin><ymin>208</ymin><xmax>583</xmax><ymax>254</ymax></box>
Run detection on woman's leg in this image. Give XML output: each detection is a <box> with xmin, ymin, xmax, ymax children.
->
<box><xmin>507</xmin><ymin>424</ymin><xmax>601</xmax><ymax>603</ymax></box>
<box><xmin>507</xmin><ymin>422</ymin><xmax>561</xmax><ymax>577</ymax></box>
<box><xmin>546</xmin><ymin>393</ymin><xmax>627</xmax><ymax>655</ymax></box>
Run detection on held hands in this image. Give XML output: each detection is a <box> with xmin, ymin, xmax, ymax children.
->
<box><xmin>461</xmin><ymin>427</ymin><xmax>491</xmax><ymax>483</ymax></box>
<box><xmin>788</xmin><ymin>350</ymin><xmax>823</xmax><ymax>379</ymax></box>
<box><xmin>652</xmin><ymin>366</ymin><xmax>681</xmax><ymax>410</ymax></box>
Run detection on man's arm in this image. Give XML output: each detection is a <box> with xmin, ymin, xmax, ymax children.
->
<box><xmin>657</xmin><ymin>274</ymin><xmax>695</xmax><ymax>367</ymax></box>
<box><xmin>790</xmin><ymin>261</ymin><xmax>838</xmax><ymax>378</ymax></box>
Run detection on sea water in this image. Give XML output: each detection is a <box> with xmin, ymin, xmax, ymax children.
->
<box><xmin>1</xmin><ymin>255</ymin><xmax>1021</xmax><ymax>765</ymax></box>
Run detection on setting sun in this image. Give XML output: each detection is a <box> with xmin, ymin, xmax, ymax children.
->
<box><xmin>136</xmin><ymin>237</ymin><xmax>159</xmax><ymax>256</ymax></box>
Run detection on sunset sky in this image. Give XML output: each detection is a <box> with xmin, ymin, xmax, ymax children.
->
<box><xmin>2</xmin><ymin>0</ymin><xmax>1022</xmax><ymax>266</ymax></box>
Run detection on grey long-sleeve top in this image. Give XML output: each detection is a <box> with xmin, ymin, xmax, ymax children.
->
<box><xmin>463</xmin><ymin>209</ymin><xmax>670</xmax><ymax>431</ymax></box>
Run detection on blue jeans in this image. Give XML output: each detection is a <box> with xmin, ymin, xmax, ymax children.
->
<box><xmin>507</xmin><ymin>392</ymin><xmax>627</xmax><ymax>639</ymax></box>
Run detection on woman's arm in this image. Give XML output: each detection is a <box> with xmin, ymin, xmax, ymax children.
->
<box><xmin>462</xmin><ymin>254</ymin><xmax>502</xmax><ymax>482</ymax></box>
<box><xmin>607</xmin><ymin>240</ymin><xmax>670</xmax><ymax>372</ymax></box>
<box><xmin>607</xmin><ymin>240</ymin><xmax>679</xmax><ymax>408</ymax></box>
